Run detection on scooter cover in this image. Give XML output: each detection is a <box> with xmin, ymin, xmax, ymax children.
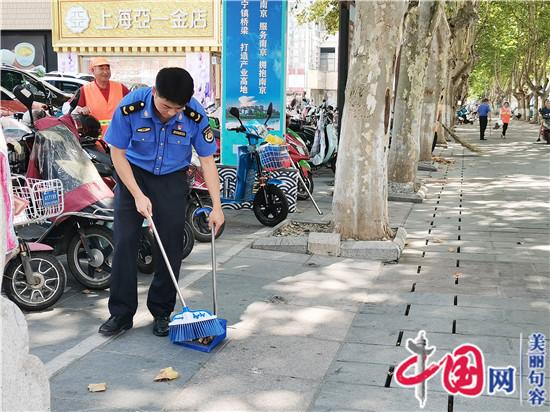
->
<box><xmin>27</xmin><ymin>116</ymin><xmax>113</xmax><ymax>213</ymax></box>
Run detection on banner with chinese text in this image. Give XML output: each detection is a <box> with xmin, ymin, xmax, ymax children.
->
<box><xmin>221</xmin><ymin>0</ymin><xmax>287</xmax><ymax>166</ymax></box>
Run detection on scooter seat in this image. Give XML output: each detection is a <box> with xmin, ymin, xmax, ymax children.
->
<box><xmin>81</xmin><ymin>198</ymin><xmax>115</xmax><ymax>214</ymax></box>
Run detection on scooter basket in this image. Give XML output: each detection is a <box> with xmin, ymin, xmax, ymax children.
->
<box><xmin>258</xmin><ymin>144</ymin><xmax>292</xmax><ymax>171</ymax></box>
<box><xmin>10</xmin><ymin>175</ymin><xmax>64</xmax><ymax>226</ymax></box>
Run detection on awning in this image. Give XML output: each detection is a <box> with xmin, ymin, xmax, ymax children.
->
<box><xmin>53</xmin><ymin>45</ymin><xmax>221</xmax><ymax>54</ymax></box>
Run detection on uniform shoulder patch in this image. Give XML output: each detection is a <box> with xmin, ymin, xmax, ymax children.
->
<box><xmin>121</xmin><ymin>101</ymin><xmax>146</xmax><ymax>116</ymax></box>
<box><xmin>202</xmin><ymin>125</ymin><xmax>214</xmax><ymax>143</ymax></box>
<box><xmin>183</xmin><ymin>106</ymin><xmax>203</xmax><ymax>123</ymax></box>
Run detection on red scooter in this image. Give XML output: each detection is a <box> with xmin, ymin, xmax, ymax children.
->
<box><xmin>286</xmin><ymin>130</ymin><xmax>314</xmax><ymax>201</ymax></box>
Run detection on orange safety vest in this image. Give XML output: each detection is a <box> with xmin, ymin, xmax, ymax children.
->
<box><xmin>500</xmin><ymin>107</ymin><xmax>511</xmax><ymax>123</ymax></box>
<box><xmin>82</xmin><ymin>81</ymin><xmax>124</xmax><ymax>136</ymax></box>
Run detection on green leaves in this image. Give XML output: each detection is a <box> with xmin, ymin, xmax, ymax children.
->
<box><xmin>294</xmin><ymin>0</ymin><xmax>339</xmax><ymax>34</ymax></box>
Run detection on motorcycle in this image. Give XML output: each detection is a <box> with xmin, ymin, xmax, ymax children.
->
<box><xmin>3</xmin><ymin>175</ymin><xmax>67</xmax><ymax>311</ymax></box>
<box><xmin>285</xmin><ymin>129</ymin><xmax>314</xmax><ymax>200</ymax></box>
<box><xmin>308</xmin><ymin>102</ymin><xmax>338</xmax><ymax>171</ymax></box>
<box><xmin>12</xmin><ymin>84</ymin><xmax>115</xmax><ymax>290</ymax></box>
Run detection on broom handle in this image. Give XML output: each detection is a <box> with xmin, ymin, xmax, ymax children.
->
<box><xmin>147</xmin><ymin>217</ymin><xmax>187</xmax><ymax>308</ymax></box>
<box><xmin>211</xmin><ymin>225</ymin><xmax>218</xmax><ymax>315</ymax></box>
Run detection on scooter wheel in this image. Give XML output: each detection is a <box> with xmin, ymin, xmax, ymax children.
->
<box><xmin>186</xmin><ymin>202</ymin><xmax>225</xmax><ymax>242</ymax></box>
<box><xmin>137</xmin><ymin>227</ymin><xmax>155</xmax><ymax>274</ymax></box>
<box><xmin>182</xmin><ymin>222</ymin><xmax>195</xmax><ymax>260</ymax></box>
<box><xmin>297</xmin><ymin>172</ymin><xmax>314</xmax><ymax>201</ymax></box>
<box><xmin>253</xmin><ymin>184</ymin><xmax>289</xmax><ymax>227</ymax></box>
<box><xmin>3</xmin><ymin>252</ymin><xmax>67</xmax><ymax>311</ymax></box>
<box><xmin>67</xmin><ymin>225</ymin><xmax>114</xmax><ymax>290</ymax></box>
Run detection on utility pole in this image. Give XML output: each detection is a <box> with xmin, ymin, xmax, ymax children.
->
<box><xmin>336</xmin><ymin>1</ymin><xmax>350</xmax><ymax>140</ymax></box>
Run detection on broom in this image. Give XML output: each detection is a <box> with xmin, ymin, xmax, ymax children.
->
<box><xmin>147</xmin><ymin>216</ymin><xmax>225</xmax><ymax>343</ymax></box>
<box><xmin>442</xmin><ymin>124</ymin><xmax>483</xmax><ymax>153</ymax></box>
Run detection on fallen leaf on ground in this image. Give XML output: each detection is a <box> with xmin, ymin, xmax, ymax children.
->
<box><xmin>431</xmin><ymin>238</ymin><xmax>443</xmax><ymax>243</ymax></box>
<box><xmin>454</xmin><ymin>271</ymin><xmax>463</xmax><ymax>278</ymax></box>
<box><xmin>448</xmin><ymin>247</ymin><xmax>456</xmax><ymax>252</ymax></box>
<box><xmin>88</xmin><ymin>383</ymin><xmax>107</xmax><ymax>392</ymax></box>
<box><xmin>154</xmin><ymin>367</ymin><xmax>179</xmax><ymax>382</ymax></box>
<box><xmin>82</xmin><ymin>289</ymin><xmax>92</xmax><ymax>294</ymax></box>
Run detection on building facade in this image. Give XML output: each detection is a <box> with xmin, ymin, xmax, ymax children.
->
<box><xmin>286</xmin><ymin>5</ymin><xmax>338</xmax><ymax>107</ymax></box>
<box><xmin>1</xmin><ymin>0</ymin><xmax>58</xmax><ymax>71</ymax></box>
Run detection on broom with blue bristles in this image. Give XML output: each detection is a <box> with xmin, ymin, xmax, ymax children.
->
<box><xmin>147</xmin><ymin>216</ymin><xmax>225</xmax><ymax>343</ymax></box>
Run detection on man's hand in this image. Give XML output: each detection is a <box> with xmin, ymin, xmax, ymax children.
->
<box><xmin>135</xmin><ymin>193</ymin><xmax>153</xmax><ymax>219</ymax></box>
<box><xmin>208</xmin><ymin>206</ymin><xmax>225</xmax><ymax>234</ymax></box>
<box><xmin>78</xmin><ymin>106</ymin><xmax>91</xmax><ymax>115</ymax></box>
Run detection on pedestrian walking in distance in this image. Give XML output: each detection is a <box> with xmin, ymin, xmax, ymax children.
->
<box><xmin>477</xmin><ymin>98</ymin><xmax>491</xmax><ymax>140</ymax></box>
<box><xmin>98</xmin><ymin>67</ymin><xmax>225</xmax><ymax>337</ymax></box>
<box><xmin>500</xmin><ymin>101</ymin><xmax>511</xmax><ymax>139</ymax></box>
<box><xmin>539</xmin><ymin>100</ymin><xmax>550</xmax><ymax>144</ymax></box>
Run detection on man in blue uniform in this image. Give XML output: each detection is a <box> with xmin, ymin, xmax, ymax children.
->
<box><xmin>99</xmin><ymin>68</ymin><xmax>224</xmax><ymax>336</ymax></box>
<box><xmin>477</xmin><ymin>98</ymin><xmax>492</xmax><ymax>140</ymax></box>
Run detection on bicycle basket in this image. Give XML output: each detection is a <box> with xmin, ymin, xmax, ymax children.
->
<box><xmin>258</xmin><ymin>144</ymin><xmax>292</xmax><ymax>171</ymax></box>
<box><xmin>11</xmin><ymin>175</ymin><xmax>64</xmax><ymax>226</ymax></box>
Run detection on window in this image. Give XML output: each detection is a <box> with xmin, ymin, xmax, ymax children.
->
<box><xmin>60</xmin><ymin>81</ymin><xmax>81</xmax><ymax>94</ymax></box>
<box><xmin>319</xmin><ymin>47</ymin><xmax>336</xmax><ymax>72</ymax></box>
<box><xmin>1</xmin><ymin>71</ymin><xmax>25</xmax><ymax>94</ymax></box>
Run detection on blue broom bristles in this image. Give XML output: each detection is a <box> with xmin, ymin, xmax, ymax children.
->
<box><xmin>169</xmin><ymin>308</ymin><xmax>225</xmax><ymax>343</ymax></box>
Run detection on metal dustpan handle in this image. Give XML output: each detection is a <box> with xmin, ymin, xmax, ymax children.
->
<box><xmin>211</xmin><ymin>223</ymin><xmax>218</xmax><ymax>315</ymax></box>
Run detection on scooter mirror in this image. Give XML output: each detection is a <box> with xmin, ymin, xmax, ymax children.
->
<box><xmin>12</xmin><ymin>85</ymin><xmax>34</xmax><ymax>112</ymax></box>
<box><xmin>69</xmin><ymin>88</ymin><xmax>81</xmax><ymax>113</ymax></box>
<box><xmin>229</xmin><ymin>107</ymin><xmax>240</xmax><ymax>119</ymax></box>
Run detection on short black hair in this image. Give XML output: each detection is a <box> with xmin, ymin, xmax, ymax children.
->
<box><xmin>155</xmin><ymin>67</ymin><xmax>194</xmax><ymax>106</ymax></box>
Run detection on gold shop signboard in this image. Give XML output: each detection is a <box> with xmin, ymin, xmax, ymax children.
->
<box><xmin>52</xmin><ymin>0</ymin><xmax>221</xmax><ymax>52</ymax></box>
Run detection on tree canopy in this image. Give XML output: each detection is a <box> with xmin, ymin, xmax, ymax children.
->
<box><xmin>470</xmin><ymin>0</ymin><xmax>550</xmax><ymax>101</ymax></box>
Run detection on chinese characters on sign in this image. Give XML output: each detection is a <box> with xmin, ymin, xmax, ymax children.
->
<box><xmin>527</xmin><ymin>332</ymin><xmax>546</xmax><ymax>407</ymax></box>
<box><xmin>96</xmin><ymin>8</ymin><xmax>208</xmax><ymax>30</ymax></box>
<box><xmin>60</xmin><ymin>1</ymin><xmax>214</xmax><ymax>38</ymax></box>
<box><xmin>258</xmin><ymin>1</ymin><xmax>268</xmax><ymax>95</ymax></box>
<box><xmin>394</xmin><ymin>330</ymin><xmax>549</xmax><ymax>409</ymax></box>
<box><xmin>222</xmin><ymin>0</ymin><xmax>287</xmax><ymax>166</ymax></box>
<box><xmin>240</xmin><ymin>1</ymin><xmax>249</xmax><ymax>95</ymax></box>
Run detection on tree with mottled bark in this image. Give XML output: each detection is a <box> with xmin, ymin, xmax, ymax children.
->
<box><xmin>333</xmin><ymin>0</ymin><xmax>407</xmax><ymax>240</ymax></box>
<box><xmin>419</xmin><ymin>4</ymin><xmax>450</xmax><ymax>160</ymax></box>
<box><xmin>388</xmin><ymin>0</ymin><xmax>438</xmax><ymax>194</ymax></box>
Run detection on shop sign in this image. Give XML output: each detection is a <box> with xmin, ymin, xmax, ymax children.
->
<box><xmin>58</xmin><ymin>1</ymin><xmax>214</xmax><ymax>38</ymax></box>
<box><xmin>221</xmin><ymin>0</ymin><xmax>287</xmax><ymax>166</ymax></box>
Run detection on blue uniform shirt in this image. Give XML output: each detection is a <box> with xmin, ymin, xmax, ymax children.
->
<box><xmin>477</xmin><ymin>102</ymin><xmax>491</xmax><ymax>117</ymax></box>
<box><xmin>104</xmin><ymin>87</ymin><xmax>216</xmax><ymax>175</ymax></box>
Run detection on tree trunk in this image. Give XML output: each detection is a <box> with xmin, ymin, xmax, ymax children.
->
<box><xmin>419</xmin><ymin>49</ymin><xmax>438</xmax><ymax>161</ymax></box>
<box><xmin>333</xmin><ymin>0</ymin><xmax>407</xmax><ymax>240</ymax></box>
<box><xmin>388</xmin><ymin>1</ymin><xmax>436</xmax><ymax>191</ymax></box>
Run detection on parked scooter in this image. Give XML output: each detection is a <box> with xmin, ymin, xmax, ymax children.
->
<box><xmin>3</xmin><ymin>175</ymin><xmax>67</xmax><ymax>311</ymax></box>
<box><xmin>225</xmin><ymin>103</ymin><xmax>289</xmax><ymax>226</ymax></box>
<box><xmin>285</xmin><ymin>129</ymin><xmax>314</xmax><ymax>200</ymax></box>
<box><xmin>13</xmin><ymin>85</ymin><xmax>115</xmax><ymax>290</ymax></box>
<box><xmin>309</xmin><ymin>102</ymin><xmax>338</xmax><ymax>170</ymax></box>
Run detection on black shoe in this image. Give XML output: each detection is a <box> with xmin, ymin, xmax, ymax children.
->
<box><xmin>480</xmin><ymin>138</ymin><xmax>486</xmax><ymax>140</ymax></box>
<box><xmin>153</xmin><ymin>316</ymin><xmax>170</xmax><ymax>337</ymax></box>
<box><xmin>98</xmin><ymin>315</ymin><xmax>133</xmax><ymax>336</ymax></box>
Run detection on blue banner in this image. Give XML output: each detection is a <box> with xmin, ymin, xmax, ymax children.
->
<box><xmin>221</xmin><ymin>0</ymin><xmax>287</xmax><ymax>166</ymax></box>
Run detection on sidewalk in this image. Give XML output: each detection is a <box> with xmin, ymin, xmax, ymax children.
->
<box><xmin>25</xmin><ymin>122</ymin><xmax>549</xmax><ymax>411</ymax></box>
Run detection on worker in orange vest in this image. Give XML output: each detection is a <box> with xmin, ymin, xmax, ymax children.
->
<box><xmin>499</xmin><ymin>101</ymin><xmax>511</xmax><ymax>139</ymax></box>
<box><xmin>75</xmin><ymin>57</ymin><xmax>130</xmax><ymax>136</ymax></box>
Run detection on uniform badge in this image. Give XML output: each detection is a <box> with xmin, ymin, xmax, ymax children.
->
<box><xmin>172</xmin><ymin>129</ymin><xmax>186</xmax><ymax>137</ymax></box>
<box><xmin>121</xmin><ymin>101</ymin><xmax>145</xmax><ymax>116</ymax></box>
<box><xmin>136</xmin><ymin>127</ymin><xmax>151</xmax><ymax>133</ymax></box>
<box><xmin>203</xmin><ymin>126</ymin><xmax>214</xmax><ymax>143</ymax></box>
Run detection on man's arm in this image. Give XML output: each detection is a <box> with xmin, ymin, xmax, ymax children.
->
<box><xmin>197</xmin><ymin>155</ymin><xmax>224</xmax><ymax>232</ymax></box>
<box><xmin>110</xmin><ymin>147</ymin><xmax>152</xmax><ymax>218</ymax></box>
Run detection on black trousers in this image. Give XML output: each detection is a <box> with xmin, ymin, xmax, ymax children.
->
<box><xmin>479</xmin><ymin>116</ymin><xmax>488</xmax><ymax>139</ymax></box>
<box><xmin>502</xmin><ymin>122</ymin><xmax>509</xmax><ymax>136</ymax></box>
<box><xmin>108</xmin><ymin>164</ymin><xmax>189</xmax><ymax>318</ymax></box>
